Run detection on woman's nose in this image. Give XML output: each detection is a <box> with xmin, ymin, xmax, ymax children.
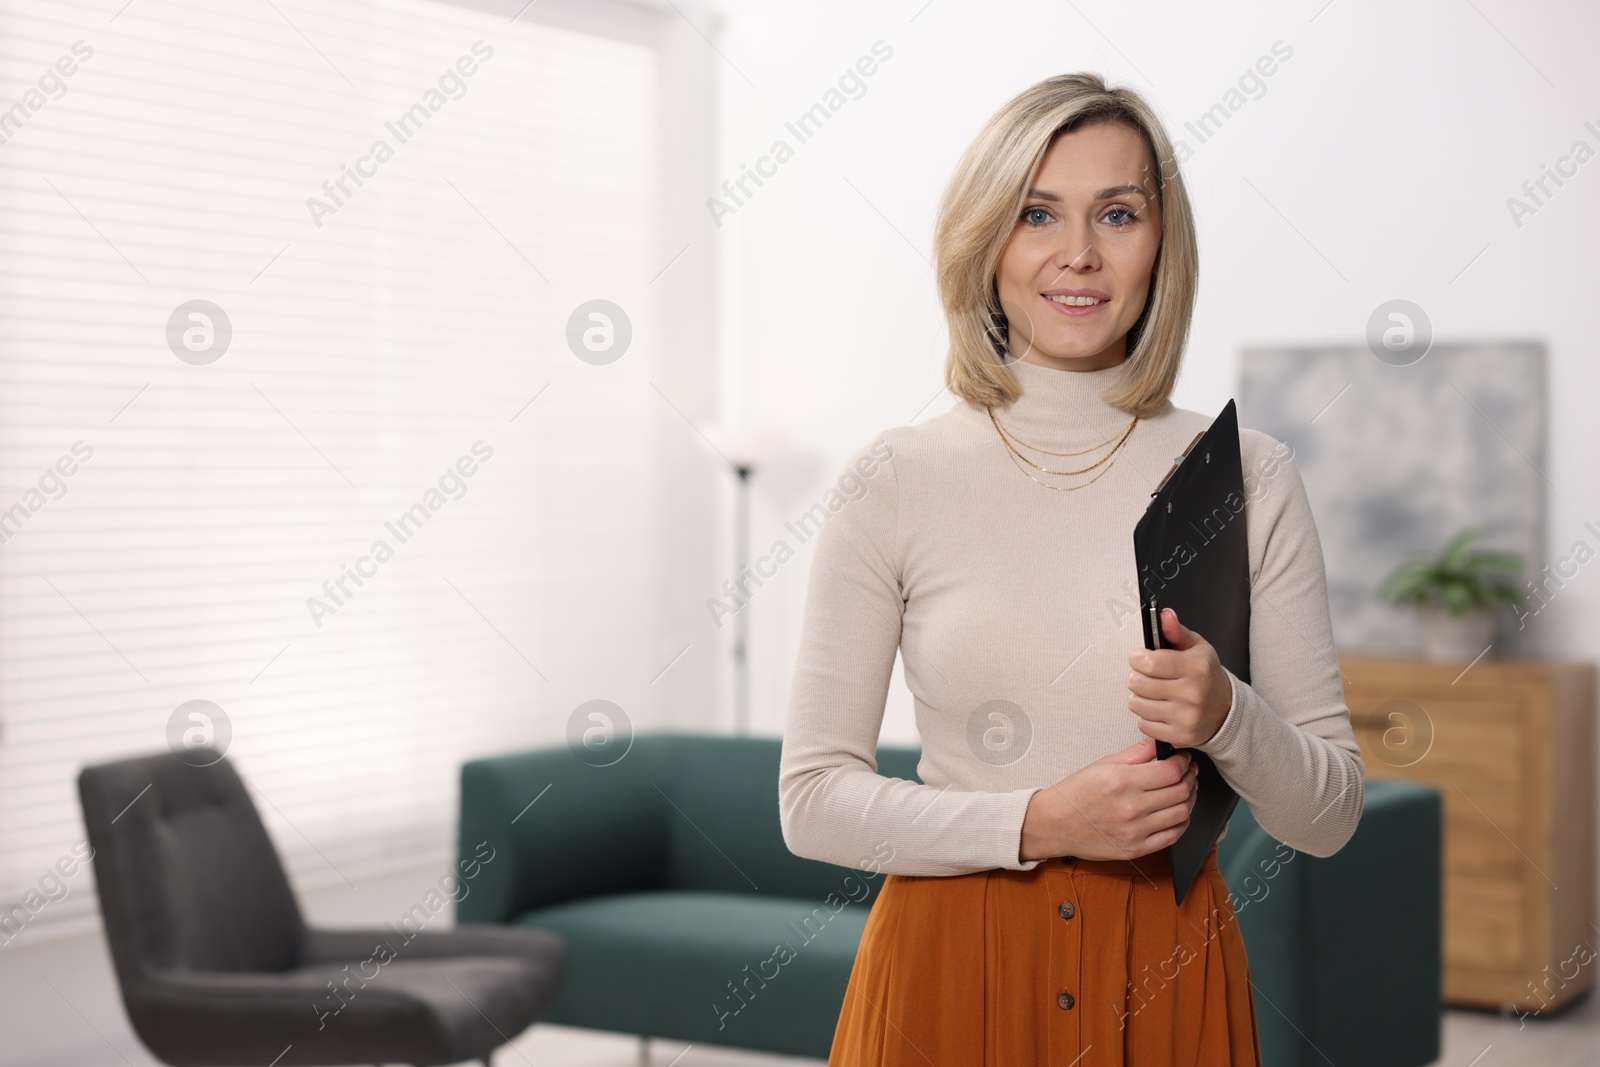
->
<box><xmin>1053</xmin><ymin>232</ymin><xmax>1100</xmax><ymax>273</ymax></box>
<box><xmin>1050</xmin><ymin>216</ymin><xmax>1100</xmax><ymax>272</ymax></box>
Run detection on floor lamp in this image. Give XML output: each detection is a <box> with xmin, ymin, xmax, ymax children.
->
<box><xmin>703</xmin><ymin>425</ymin><xmax>784</xmax><ymax>736</ymax></box>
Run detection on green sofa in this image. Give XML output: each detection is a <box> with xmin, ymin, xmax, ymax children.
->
<box><xmin>458</xmin><ymin>732</ymin><xmax>1440</xmax><ymax>1065</ymax></box>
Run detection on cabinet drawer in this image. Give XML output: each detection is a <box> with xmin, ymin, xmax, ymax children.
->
<box><xmin>1348</xmin><ymin>696</ymin><xmax>1523</xmax><ymax>785</ymax></box>
<box><xmin>1360</xmin><ymin>764</ymin><xmax>1527</xmax><ymax>875</ymax></box>
<box><xmin>1445</xmin><ymin>874</ymin><xmax>1526</xmax><ymax>971</ymax></box>
<box><xmin>1442</xmin><ymin>783</ymin><xmax>1531</xmax><ymax>876</ymax></box>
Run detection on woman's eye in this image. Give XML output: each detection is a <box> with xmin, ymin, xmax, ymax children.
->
<box><xmin>1104</xmin><ymin>206</ymin><xmax>1140</xmax><ymax>227</ymax></box>
<box><xmin>1022</xmin><ymin>206</ymin><xmax>1052</xmax><ymax>227</ymax></box>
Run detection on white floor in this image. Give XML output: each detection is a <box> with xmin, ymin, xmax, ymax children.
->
<box><xmin>494</xmin><ymin>1001</ymin><xmax>1600</xmax><ymax>1067</ymax></box>
<box><xmin>11</xmin><ymin>992</ymin><xmax>1591</xmax><ymax>1067</ymax></box>
<box><xmin>523</xmin><ymin>1002</ymin><xmax>1600</xmax><ymax>1067</ymax></box>
<box><xmin>1430</xmin><ymin>996</ymin><xmax>1600</xmax><ymax>1067</ymax></box>
<box><xmin>3</xmin><ymin>859</ymin><xmax>1594</xmax><ymax>1067</ymax></box>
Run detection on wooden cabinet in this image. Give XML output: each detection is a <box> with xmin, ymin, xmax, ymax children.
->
<box><xmin>1338</xmin><ymin>655</ymin><xmax>1596</xmax><ymax>1013</ymax></box>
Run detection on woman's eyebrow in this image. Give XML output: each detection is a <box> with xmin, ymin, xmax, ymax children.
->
<box><xmin>1025</xmin><ymin>183</ymin><xmax>1144</xmax><ymax>202</ymax></box>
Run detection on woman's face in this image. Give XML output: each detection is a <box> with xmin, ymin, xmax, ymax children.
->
<box><xmin>994</xmin><ymin>122</ymin><xmax>1163</xmax><ymax>371</ymax></box>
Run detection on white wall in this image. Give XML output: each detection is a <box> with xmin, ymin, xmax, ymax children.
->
<box><xmin>706</xmin><ymin>0</ymin><xmax>1600</xmax><ymax>933</ymax></box>
<box><xmin>709</xmin><ymin>0</ymin><xmax>1600</xmax><ymax>728</ymax></box>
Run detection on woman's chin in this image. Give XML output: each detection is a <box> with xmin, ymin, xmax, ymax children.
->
<box><xmin>1031</xmin><ymin>341</ymin><xmax>1119</xmax><ymax>367</ymax></box>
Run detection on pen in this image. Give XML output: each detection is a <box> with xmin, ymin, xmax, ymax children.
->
<box><xmin>1149</xmin><ymin>599</ymin><xmax>1174</xmax><ymax>760</ymax></box>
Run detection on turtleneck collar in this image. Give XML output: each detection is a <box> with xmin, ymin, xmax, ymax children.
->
<box><xmin>984</xmin><ymin>356</ymin><xmax>1148</xmax><ymax>450</ymax></box>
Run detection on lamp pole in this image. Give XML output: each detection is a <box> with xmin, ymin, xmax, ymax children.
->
<box><xmin>733</xmin><ymin>463</ymin><xmax>751</xmax><ymax>736</ymax></box>
<box><xmin>701</xmin><ymin>424</ymin><xmax>782</xmax><ymax>738</ymax></box>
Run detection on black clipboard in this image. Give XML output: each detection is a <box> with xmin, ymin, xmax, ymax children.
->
<box><xmin>1131</xmin><ymin>399</ymin><xmax>1250</xmax><ymax>904</ymax></box>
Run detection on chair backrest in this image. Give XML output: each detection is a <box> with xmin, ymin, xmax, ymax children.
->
<box><xmin>78</xmin><ymin>749</ymin><xmax>306</xmax><ymax>982</ymax></box>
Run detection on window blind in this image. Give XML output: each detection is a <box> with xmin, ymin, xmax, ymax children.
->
<box><xmin>0</xmin><ymin>0</ymin><xmax>679</xmax><ymax>938</ymax></box>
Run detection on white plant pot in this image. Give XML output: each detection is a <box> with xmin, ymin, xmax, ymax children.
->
<box><xmin>1418</xmin><ymin>605</ymin><xmax>1494</xmax><ymax>662</ymax></box>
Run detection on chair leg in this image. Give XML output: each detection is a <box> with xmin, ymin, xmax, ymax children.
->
<box><xmin>639</xmin><ymin>1035</ymin><xmax>650</xmax><ymax>1065</ymax></box>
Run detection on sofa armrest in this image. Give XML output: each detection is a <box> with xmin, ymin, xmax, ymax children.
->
<box><xmin>457</xmin><ymin>742</ymin><xmax>672</xmax><ymax>924</ymax></box>
<box><xmin>1218</xmin><ymin>809</ymin><xmax>1314</xmax><ymax>1064</ymax></box>
<box><xmin>1305</xmin><ymin>780</ymin><xmax>1441</xmax><ymax>1067</ymax></box>
<box><xmin>1219</xmin><ymin>779</ymin><xmax>1441</xmax><ymax>1067</ymax></box>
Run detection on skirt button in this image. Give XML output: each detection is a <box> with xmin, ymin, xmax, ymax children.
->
<box><xmin>1058</xmin><ymin>991</ymin><xmax>1075</xmax><ymax>1010</ymax></box>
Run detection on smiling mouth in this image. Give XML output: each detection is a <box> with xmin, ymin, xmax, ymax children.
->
<box><xmin>1042</xmin><ymin>293</ymin><xmax>1109</xmax><ymax>315</ymax></box>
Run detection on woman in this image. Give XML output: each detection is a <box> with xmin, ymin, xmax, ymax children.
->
<box><xmin>777</xmin><ymin>72</ymin><xmax>1365</xmax><ymax>1066</ymax></box>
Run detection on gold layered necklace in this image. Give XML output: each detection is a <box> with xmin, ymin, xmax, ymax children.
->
<box><xmin>987</xmin><ymin>406</ymin><xmax>1139</xmax><ymax>491</ymax></box>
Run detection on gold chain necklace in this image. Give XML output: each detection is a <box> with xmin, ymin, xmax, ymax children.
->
<box><xmin>988</xmin><ymin>410</ymin><xmax>1135</xmax><ymax>458</ymax></box>
<box><xmin>992</xmin><ymin>412</ymin><xmax>1135</xmax><ymax>476</ymax></box>
<box><xmin>986</xmin><ymin>407</ymin><xmax>1139</xmax><ymax>491</ymax></box>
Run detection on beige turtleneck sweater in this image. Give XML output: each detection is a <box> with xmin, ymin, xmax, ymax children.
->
<box><xmin>777</xmin><ymin>356</ymin><xmax>1365</xmax><ymax>878</ymax></box>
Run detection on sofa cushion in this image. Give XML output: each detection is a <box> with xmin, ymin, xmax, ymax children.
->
<box><xmin>516</xmin><ymin>889</ymin><xmax>873</xmax><ymax>1053</ymax></box>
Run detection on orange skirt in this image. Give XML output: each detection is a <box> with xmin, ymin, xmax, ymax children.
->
<box><xmin>828</xmin><ymin>845</ymin><xmax>1261</xmax><ymax>1066</ymax></box>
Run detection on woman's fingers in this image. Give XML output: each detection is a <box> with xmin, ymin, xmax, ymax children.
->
<box><xmin>1142</xmin><ymin>764</ymin><xmax>1198</xmax><ymax>815</ymax></box>
<box><xmin>1078</xmin><ymin>755</ymin><xmax>1200</xmax><ymax>858</ymax></box>
<box><xmin>1140</xmin><ymin>798</ymin><xmax>1192</xmax><ymax>842</ymax></box>
<box><xmin>1129</xmin><ymin>762</ymin><xmax>1199</xmax><ymax>839</ymax></box>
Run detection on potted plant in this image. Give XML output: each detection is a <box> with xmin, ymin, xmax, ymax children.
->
<box><xmin>1378</xmin><ymin>525</ymin><xmax>1526</xmax><ymax>662</ymax></box>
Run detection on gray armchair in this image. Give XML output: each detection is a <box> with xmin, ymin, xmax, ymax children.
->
<box><xmin>78</xmin><ymin>749</ymin><xmax>566</xmax><ymax>1066</ymax></box>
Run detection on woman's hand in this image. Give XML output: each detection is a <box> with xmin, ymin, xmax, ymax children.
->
<box><xmin>1125</xmin><ymin>607</ymin><xmax>1233</xmax><ymax>750</ymax></box>
<box><xmin>1019</xmin><ymin>738</ymin><xmax>1198</xmax><ymax>862</ymax></box>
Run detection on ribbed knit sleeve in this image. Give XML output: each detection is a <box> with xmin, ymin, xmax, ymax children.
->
<box><xmin>777</xmin><ymin>432</ymin><xmax>1045</xmax><ymax>877</ymax></box>
<box><xmin>1196</xmin><ymin>431</ymin><xmax>1366</xmax><ymax>857</ymax></box>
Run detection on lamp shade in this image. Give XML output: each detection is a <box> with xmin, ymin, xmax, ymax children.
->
<box><xmin>700</xmin><ymin>423</ymin><xmax>786</xmax><ymax>471</ymax></box>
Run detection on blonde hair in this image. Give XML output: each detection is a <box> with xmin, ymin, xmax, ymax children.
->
<box><xmin>934</xmin><ymin>73</ymin><xmax>1198</xmax><ymax>419</ymax></box>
